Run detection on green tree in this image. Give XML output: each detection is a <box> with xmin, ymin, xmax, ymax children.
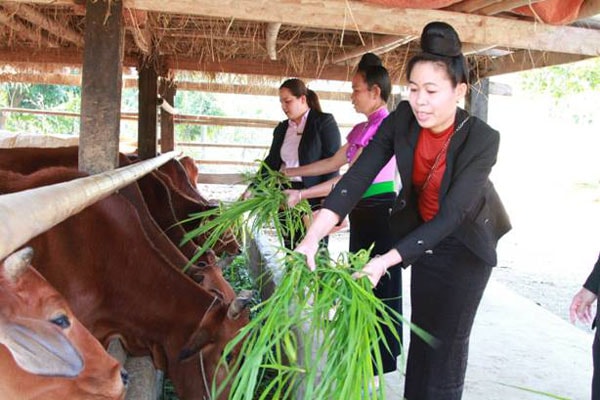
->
<box><xmin>174</xmin><ymin>90</ymin><xmax>224</xmax><ymax>142</ymax></box>
<box><xmin>0</xmin><ymin>83</ymin><xmax>81</xmax><ymax>134</ymax></box>
<box><xmin>520</xmin><ymin>58</ymin><xmax>600</xmax><ymax>99</ymax></box>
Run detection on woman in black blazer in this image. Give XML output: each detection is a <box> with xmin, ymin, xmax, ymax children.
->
<box><xmin>260</xmin><ymin>78</ymin><xmax>341</xmax><ymax>248</ymax></box>
<box><xmin>295</xmin><ymin>22</ymin><xmax>511</xmax><ymax>399</ymax></box>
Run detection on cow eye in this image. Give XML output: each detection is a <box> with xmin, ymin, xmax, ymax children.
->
<box><xmin>225</xmin><ymin>353</ymin><xmax>234</xmax><ymax>364</ymax></box>
<box><xmin>50</xmin><ymin>314</ymin><xmax>71</xmax><ymax>329</ymax></box>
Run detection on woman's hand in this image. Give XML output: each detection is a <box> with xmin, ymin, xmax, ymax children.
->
<box><xmin>241</xmin><ymin>189</ymin><xmax>252</xmax><ymax>200</ymax></box>
<box><xmin>294</xmin><ymin>237</ymin><xmax>320</xmax><ymax>271</ymax></box>
<box><xmin>353</xmin><ymin>249</ymin><xmax>402</xmax><ymax>287</ymax></box>
<box><xmin>354</xmin><ymin>256</ymin><xmax>388</xmax><ymax>287</ymax></box>
<box><xmin>284</xmin><ymin>189</ymin><xmax>302</xmax><ymax>208</ymax></box>
<box><xmin>569</xmin><ymin>287</ymin><xmax>598</xmax><ymax>324</ymax></box>
<box><xmin>294</xmin><ymin>208</ymin><xmax>341</xmax><ymax>271</ymax></box>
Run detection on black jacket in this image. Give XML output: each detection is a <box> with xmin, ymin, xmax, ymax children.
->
<box><xmin>324</xmin><ymin>101</ymin><xmax>511</xmax><ymax>267</ymax></box>
<box><xmin>584</xmin><ymin>253</ymin><xmax>600</xmax><ymax>295</ymax></box>
<box><xmin>262</xmin><ymin>109</ymin><xmax>341</xmax><ymax>188</ymax></box>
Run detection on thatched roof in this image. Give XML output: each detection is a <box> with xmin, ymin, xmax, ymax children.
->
<box><xmin>1</xmin><ymin>0</ymin><xmax>600</xmax><ymax>89</ymax></box>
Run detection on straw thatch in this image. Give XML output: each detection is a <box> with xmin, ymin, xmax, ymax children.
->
<box><xmin>1</xmin><ymin>1</ymin><xmax>599</xmax><ymax>88</ymax></box>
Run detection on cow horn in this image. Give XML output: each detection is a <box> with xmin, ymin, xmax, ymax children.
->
<box><xmin>227</xmin><ymin>290</ymin><xmax>254</xmax><ymax>320</ymax></box>
<box><xmin>3</xmin><ymin>247</ymin><xmax>34</xmax><ymax>283</ymax></box>
<box><xmin>0</xmin><ymin>152</ymin><xmax>177</xmax><ymax>261</ymax></box>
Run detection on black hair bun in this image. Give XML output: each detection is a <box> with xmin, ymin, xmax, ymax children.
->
<box><xmin>420</xmin><ymin>21</ymin><xmax>462</xmax><ymax>57</ymax></box>
<box><xmin>357</xmin><ymin>52</ymin><xmax>383</xmax><ymax>70</ymax></box>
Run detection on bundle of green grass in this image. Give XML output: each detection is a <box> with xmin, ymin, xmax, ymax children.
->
<box><xmin>182</xmin><ymin>166</ymin><xmax>430</xmax><ymax>399</ymax></box>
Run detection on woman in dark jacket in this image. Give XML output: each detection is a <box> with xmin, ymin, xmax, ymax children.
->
<box><xmin>295</xmin><ymin>22</ymin><xmax>511</xmax><ymax>400</ymax></box>
<box><xmin>259</xmin><ymin>78</ymin><xmax>341</xmax><ymax>248</ymax></box>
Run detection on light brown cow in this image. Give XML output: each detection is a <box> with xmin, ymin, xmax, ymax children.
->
<box><xmin>0</xmin><ymin>167</ymin><xmax>251</xmax><ymax>400</ymax></box>
<box><xmin>0</xmin><ymin>146</ymin><xmax>238</xmax><ymax>295</ymax></box>
<box><xmin>0</xmin><ymin>247</ymin><xmax>127</xmax><ymax>399</ymax></box>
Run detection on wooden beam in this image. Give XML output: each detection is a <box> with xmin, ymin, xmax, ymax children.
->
<box><xmin>266</xmin><ymin>22</ymin><xmax>281</xmax><ymax>61</ymax></box>
<box><xmin>158</xmin><ymin>78</ymin><xmax>175</xmax><ymax>153</ymax></box>
<box><xmin>0</xmin><ymin>47</ymin><xmax>138</xmax><ymax>67</ymax></box>
<box><xmin>331</xmin><ymin>35</ymin><xmax>417</xmax><ymax>64</ymax></box>
<box><xmin>124</xmin><ymin>8</ymin><xmax>151</xmax><ymax>55</ymax></box>
<box><xmin>446</xmin><ymin>0</ymin><xmax>502</xmax><ymax>13</ymax></box>
<box><xmin>480</xmin><ymin>50</ymin><xmax>591</xmax><ymax>78</ymax></box>
<box><xmin>163</xmin><ymin>56</ymin><xmax>355</xmax><ymax>82</ymax></box>
<box><xmin>120</xmin><ymin>0</ymin><xmax>600</xmax><ymax>56</ymax></box>
<box><xmin>0</xmin><ymin>72</ymin><xmax>81</xmax><ymax>85</ymax></box>
<box><xmin>0</xmin><ymin>9</ymin><xmax>58</xmax><ymax>48</ymax></box>
<box><xmin>7</xmin><ymin>0</ymin><xmax>600</xmax><ymax>56</ymax></box>
<box><xmin>79</xmin><ymin>0</ymin><xmax>124</xmax><ymax>174</ymax></box>
<box><xmin>478</xmin><ymin>0</ymin><xmax>544</xmax><ymax>16</ymax></box>
<box><xmin>577</xmin><ymin>0</ymin><xmax>600</xmax><ymax>20</ymax></box>
<box><xmin>1</xmin><ymin>3</ymin><xmax>83</xmax><ymax>46</ymax></box>
<box><xmin>0</xmin><ymin>72</ymin><xmax>357</xmax><ymax>101</ymax></box>
<box><xmin>173</xmin><ymin>81</ymin><xmax>355</xmax><ymax>101</ymax></box>
<box><xmin>138</xmin><ymin>61</ymin><xmax>158</xmax><ymax>159</ymax></box>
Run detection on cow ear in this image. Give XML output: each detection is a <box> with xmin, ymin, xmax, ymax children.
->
<box><xmin>227</xmin><ymin>290</ymin><xmax>254</xmax><ymax>320</ymax></box>
<box><xmin>3</xmin><ymin>247</ymin><xmax>34</xmax><ymax>283</ymax></box>
<box><xmin>1</xmin><ymin>318</ymin><xmax>84</xmax><ymax>377</ymax></box>
<box><xmin>178</xmin><ymin>328</ymin><xmax>210</xmax><ymax>361</ymax></box>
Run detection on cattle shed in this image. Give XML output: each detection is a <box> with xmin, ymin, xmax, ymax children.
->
<box><xmin>1</xmin><ymin>0</ymin><xmax>600</xmax><ymax>175</ymax></box>
<box><xmin>1</xmin><ymin>2</ymin><xmax>600</xmax><ymax>399</ymax></box>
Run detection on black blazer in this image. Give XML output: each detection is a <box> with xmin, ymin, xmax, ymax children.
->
<box><xmin>584</xmin><ymin>253</ymin><xmax>600</xmax><ymax>295</ymax></box>
<box><xmin>262</xmin><ymin>109</ymin><xmax>341</xmax><ymax>189</ymax></box>
<box><xmin>324</xmin><ymin>101</ymin><xmax>511</xmax><ymax>267</ymax></box>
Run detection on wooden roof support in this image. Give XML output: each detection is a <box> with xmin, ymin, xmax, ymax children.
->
<box><xmin>266</xmin><ymin>22</ymin><xmax>281</xmax><ymax>61</ymax></box>
<box><xmin>331</xmin><ymin>35</ymin><xmax>417</xmax><ymax>65</ymax></box>
<box><xmin>119</xmin><ymin>0</ymin><xmax>600</xmax><ymax>56</ymax></box>
<box><xmin>0</xmin><ymin>9</ymin><xmax>58</xmax><ymax>48</ymax></box>
<box><xmin>137</xmin><ymin>61</ymin><xmax>158</xmax><ymax>160</ymax></box>
<box><xmin>0</xmin><ymin>72</ymin><xmax>81</xmax><ymax>86</ymax></box>
<box><xmin>79</xmin><ymin>0</ymin><xmax>125</xmax><ymax>174</ymax></box>
<box><xmin>163</xmin><ymin>56</ymin><xmax>355</xmax><ymax>82</ymax></box>
<box><xmin>1</xmin><ymin>3</ymin><xmax>83</xmax><ymax>47</ymax></box>
<box><xmin>446</xmin><ymin>0</ymin><xmax>502</xmax><ymax>13</ymax></box>
<box><xmin>477</xmin><ymin>0</ymin><xmax>544</xmax><ymax>16</ymax></box>
<box><xmin>481</xmin><ymin>49</ymin><xmax>590</xmax><ymax>77</ymax></box>
<box><xmin>124</xmin><ymin>8</ymin><xmax>151</xmax><ymax>55</ymax></box>
<box><xmin>578</xmin><ymin>0</ymin><xmax>600</xmax><ymax>20</ymax></box>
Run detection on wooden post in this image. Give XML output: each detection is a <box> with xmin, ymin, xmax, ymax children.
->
<box><xmin>467</xmin><ymin>78</ymin><xmax>489</xmax><ymax>122</ymax></box>
<box><xmin>79</xmin><ymin>0</ymin><xmax>124</xmax><ymax>174</ymax></box>
<box><xmin>138</xmin><ymin>61</ymin><xmax>158</xmax><ymax>160</ymax></box>
<box><xmin>159</xmin><ymin>77</ymin><xmax>176</xmax><ymax>153</ymax></box>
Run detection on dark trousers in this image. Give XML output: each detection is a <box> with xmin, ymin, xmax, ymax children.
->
<box><xmin>282</xmin><ymin>181</ymin><xmax>328</xmax><ymax>250</ymax></box>
<box><xmin>349</xmin><ymin>193</ymin><xmax>402</xmax><ymax>374</ymax></box>
<box><xmin>405</xmin><ymin>236</ymin><xmax>491</xmax><ymax>400</ymax></box>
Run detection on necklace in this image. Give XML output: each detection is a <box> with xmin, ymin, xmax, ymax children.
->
<box><xmin>421</xmin><ymin>116</ymin><xmax>470</xmax><ymax>192</ymax></box>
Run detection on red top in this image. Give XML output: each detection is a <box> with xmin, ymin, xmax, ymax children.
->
<box><xmin>412</xmin><ymin>123</ymin><xmax>454</xmax><ymax>221</ymax></box>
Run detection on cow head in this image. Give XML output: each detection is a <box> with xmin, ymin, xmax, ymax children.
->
<box><xmin>172</xmin><ymin>290</ymin><xmax>253</xmax><ymax>399</ymax></box>
<box><xmin>0</xmin><ymin>247</ymin><xmax>127</xmax><ymax>399</ymax></box>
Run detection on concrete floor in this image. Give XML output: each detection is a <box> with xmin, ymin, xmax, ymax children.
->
<box><xmin>383</xmin><ymin>269</ymin><xmax>593</xmax><ymax>400</ymax></box>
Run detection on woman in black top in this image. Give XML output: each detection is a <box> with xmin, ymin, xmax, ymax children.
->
<box><xmin>295</xmin><ymin>22</ymin><xmax>511</xmax><ymax>399</ymax></box>
<box><xmin>258</xmin><ymin>78</ymin><xmax>341</xmax><ymax>248</ymax></box>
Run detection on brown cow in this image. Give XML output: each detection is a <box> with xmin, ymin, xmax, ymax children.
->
<box><xmin>0</xmin><ymin>146</ymin><xmax>238</xmax><ymax>287</ymax></box>
<box><xmin>176</xmin><ymin>155</ymin><xmax>200</xmax><ymax>189</ymax></box>
<box><xmin>117</xmin><ymin>182</ymin><xmax>231</xmax><ymax>296</ymax></box>
<box><xmin>159</xmin><ymin>157</ymin><xmax>204</xmax><ymax>199</ymax></box>
<box><xmin>0</xmin><ymin>247</ymin><xmax>127</xmax><ymax>399</ymax></box>
<box><xmin>0</xmin><ymin>167</ymin><xmax>251</xmax><ymax>400</ymax></box>
<box><xmin>0</xmin><ymin>146</ymin><xmax>240</xmax><ymax>257</ymax></box>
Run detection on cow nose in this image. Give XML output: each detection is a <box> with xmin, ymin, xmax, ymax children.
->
<box><xmin>120</xmin><ymin>368</ymin><xmax>129</xmax><ymax>387</ymax></box>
